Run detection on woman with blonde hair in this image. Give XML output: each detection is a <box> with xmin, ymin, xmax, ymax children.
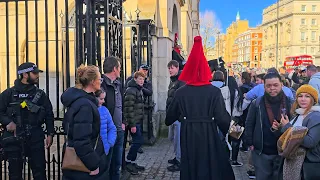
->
<box><xmin>272</xmin><ymin>85</ymin><xmax>320</xmax><ymax>180</ymax></box>
<box><xmin>61</xmin><ymin>65</ymin><xmax>108</xmax><ymax>180</ymax></box>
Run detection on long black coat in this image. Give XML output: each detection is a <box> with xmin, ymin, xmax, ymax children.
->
<box><xmin>165</xmin><ymin>85</ymin><xmax>235</xmax><ymax>180</ymax></box>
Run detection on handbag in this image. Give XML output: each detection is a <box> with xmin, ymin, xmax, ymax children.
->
<box><xmin>62</xmin><ymin>123</ymin><xmax>99</xmax><ymax>173</ymax></box>
<box><xmin>228</xmin><ymin>118</ymin><xmax>245</xmax><ymax>139</ymax></box>
<box><xmin>277</xmin><ymin>117</ymin><xmax>308</xmax><ymax>159</ymax></box>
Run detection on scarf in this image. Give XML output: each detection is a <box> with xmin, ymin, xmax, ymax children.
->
<box><xmin>264</xmin><ymin>90</ymin><xmax>286</xmax><ymax>125</ymax></box>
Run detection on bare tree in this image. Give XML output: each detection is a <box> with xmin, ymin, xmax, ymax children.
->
<box><xmin>200</xmin><ymin>11</ymin><xmax>221</xmax><ymax>57</ymax></box>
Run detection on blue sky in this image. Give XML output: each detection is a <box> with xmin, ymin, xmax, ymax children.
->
<box><xmin>200</xmin><ymin>0</ymin><xmax>278</xmax><ymax>33</ymax></box>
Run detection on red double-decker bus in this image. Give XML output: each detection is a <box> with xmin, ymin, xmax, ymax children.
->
<box><xmin>284</xmin><ymin>55</ymin><xmax>313</xmax><ymax>72</ymax></box>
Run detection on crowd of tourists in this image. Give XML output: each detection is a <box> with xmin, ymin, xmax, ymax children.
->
<box><xmin>2</xmin><ymin>35</ymin><xmax>320</xmax><ymax>180</ymax></box>
<box><xmin>164</xmin><ymin>36</ymin><xmax>320</xmax><ymax>180</ymax></box>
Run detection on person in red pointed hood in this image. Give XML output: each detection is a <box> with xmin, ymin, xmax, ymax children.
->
<box><xmin>179</xmin><ymin>36</ymin><xmax>212</xmax><ymax>86</ymax></box>
<box><xmin>165</xmin><ymin>36</ymin><xmax>235</xmax><ymax>180</ymax></box>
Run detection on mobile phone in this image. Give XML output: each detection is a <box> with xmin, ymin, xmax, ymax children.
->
<box><xmin>281</xmin><ymin>108</ymin><xmax>286</xmax><ymax>116</ymax></box>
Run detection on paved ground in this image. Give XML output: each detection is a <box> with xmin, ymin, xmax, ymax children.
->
<box><xmin>125</xmin><ymin>138</ymin><xmax>250</xmax><ymax>180</ymax></box>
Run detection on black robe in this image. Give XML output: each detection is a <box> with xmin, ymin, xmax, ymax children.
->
<box><xmin>165</xmin><ymin>85</ymin><xmax>235</xmax><ymax>180</ymax></box>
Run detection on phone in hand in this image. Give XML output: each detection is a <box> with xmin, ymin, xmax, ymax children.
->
<box><xmin>281</xmin><ymin>108</ymin><xmax>287</xmax><ymax>116</ymax></box>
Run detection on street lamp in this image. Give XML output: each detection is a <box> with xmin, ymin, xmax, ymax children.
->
<box><xmin>276</xmin><ymin>0</ymin><xmax>280</xmax><ymax>69</ymax></box>
<box><xmin>217</xmin><ymin>31</ymin><xmax>220</xmax><ymax>58</ymax></box>
<box><xmin>306</xmin><ymin>37</ymin><xmax>308</xmax><ymax>54</ymax></box>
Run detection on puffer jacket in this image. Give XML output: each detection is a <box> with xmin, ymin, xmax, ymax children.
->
<box><xmin>123</xmin><ymin>79</ymin><xmax>144</xmax><ymax>128</ymax></box>
<box><xmin>166</xmin><ymin>72</ymin><xmax>185</xmax><ymax>110</ymax></box>
<box><xmin>98</xmin><ymin>106</ymin><xmax>117</xmax><ymax>155</ymax></box>
<box><xmin>61</xmin><ymin>87</ymin><xmax>108</xmax><ymax>180</ymax></box>
<box><xmin>281</xmin><ymin>106</ymin><xmax>320</xmax><ymax>163</ymax></box>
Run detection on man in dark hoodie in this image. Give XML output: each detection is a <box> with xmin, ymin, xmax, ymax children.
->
<box><xmin>245</xmin><ymin>73</ymin><xmax>292</xmax><ymax>180</ymax></box>
<box><xmin>166</xmin><ymin>60</ymin><xmax>185</xmax><ymax>172</ymax></box>
<box><xmin>0</xmin><ymin>62</ymin><xmax>54</xmax><ymax>180</ymax></box>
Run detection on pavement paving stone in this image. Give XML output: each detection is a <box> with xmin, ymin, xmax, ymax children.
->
<box><xmin>124</xmin><ymin>138</ymin><xmax>251</xmax><ymax>180</ymax></box>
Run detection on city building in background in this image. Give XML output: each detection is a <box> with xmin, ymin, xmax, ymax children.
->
<box><xmin>224</xmin><ymin>12</ymin><xmax>249</xmax><ymax>63</ymax></box>
<box><xmin>261</xmin><ymin>0</ymin><xmax>320</xmax><ymax>68</ymax></box>
<box><xmin>233</xmin><ymin>28</ymin><xmax>263</xmax><ymax>68</ymax></box>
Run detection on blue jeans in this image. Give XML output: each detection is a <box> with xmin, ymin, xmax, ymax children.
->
<box><xmin>109</xmin><ymin>130</ymin><xmax>124</xmax><ymax>180</ymax></box>
<box><xmin>127</xmin><ymin>124</ymin><xmax>143</xmax><ymax>161</ymax></box>
<box><xmin>168</xmin><ymin>121</ymin><xmax>181</xmax><ymax>162</ymax></box>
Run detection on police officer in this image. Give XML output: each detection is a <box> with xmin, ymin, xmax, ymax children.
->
<box><xmin>0</xmin><ymin>62</ymin><xmax>54</xmax><ymax>180</ymax></box>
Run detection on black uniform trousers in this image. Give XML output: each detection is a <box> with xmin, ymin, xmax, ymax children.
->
<box><xmin>6</xmin><ymin>139</ymin><xmax>46</xmax><ymax>180</ymax></box>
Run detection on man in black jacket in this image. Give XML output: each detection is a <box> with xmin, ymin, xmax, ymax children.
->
<box><xmin>166</xmin><ymin>60</ymin><xmax>185</xmax><ymax>172</ymax></box>
<box><xmin>0</xmin><ymin>62</ymin><xmax>54</xmax><ymax>180</ymax></box>
<box><xmin>245</xmin><ymin>73</ymin><xmax>292</xmax><ymax>180</ymax></box>
<box><xmin>101</xmin><ymin>57</ymin><xmax>126</xmax><ymax>180</ymax></box>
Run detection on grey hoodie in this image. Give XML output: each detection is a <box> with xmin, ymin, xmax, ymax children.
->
<box><xmin>281</xmin><ymin>106</ymin><xmax>320</xmax><ymax>163</ymax></box>
<box><xmin>309</xmin><ymin>72</ymin><xmax>320</xmax><ymax>103</ymax></box>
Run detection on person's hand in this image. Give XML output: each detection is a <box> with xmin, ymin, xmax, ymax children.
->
<box><xmin>122</xmin><ymin>123</ymin><xmax>126</xmax><ymax>131</ymax></box>
<box><xmin>249</xmin><ymin>146</ymin><xmax>254</xmax><ymax>151</ymax></box>
<box><xmin>272</xmin><ymin>120</ymin><xmax>281</xmax><ymax>130</ymax></box>
<box><xmin>89</xmin><ymin>167</ymin><xmax>99</xmax><ymax>176</ymax></box>
<box><xmin>243</xmin><ymin>93</ymin><xmax>247</xmax><ymax>98</ymax></box>
<box><xmin>6</xmin><ymin>122</ymin><xmax>16</xmax><ymax>134</ymax></box>
<box><xmin>280</xmin><ymin>114</ymin><xmax>289</xmax><ymax>127</ymax></box>
<box><xmin>131</xmin><ymin>127</ymin><xmax>137</xmax><ymax>134</ymax></box>
<box><xmin>45</xmin><ymin>135</ymin><xmax>53</xmax><ymax>149</ymax></box>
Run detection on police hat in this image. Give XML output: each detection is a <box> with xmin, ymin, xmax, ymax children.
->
<box><xmin>17</xmin><ymin>62</ymin><xmax>43</xmax><ymax>75</ymax></box>
<box><xmin>140</xmin><ymin>64</ymin><xmax>150</xmax><ymax>70</ymax></box>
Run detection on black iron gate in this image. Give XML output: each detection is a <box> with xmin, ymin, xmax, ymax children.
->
<box><xmin>0</xmin><ymin>0</ymin><xmax>123</xmax><ymax>179</ymax></box>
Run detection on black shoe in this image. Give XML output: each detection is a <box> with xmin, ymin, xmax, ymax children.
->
<box><xmin>167</xmin><ymin>164</ymin><xmax>180</xmax><ymax>172</ymax></box>
<box><xmin>138</xmin><ymin>147</ymin><xmax>144</xmax><ymax>154</ymax></box>
<box><xmin>168</xmin><ymin>157</ymin><xmax>179</xmax><ymax>165</ymax></box>
<box><xmin>126</xmin><ymin>163</ymin><xmax>139</xmax><ymax>175</ymax></box>
<box><xmin>231</xmin><ymin>161</ymin><xmax>243</xmax><ymax>167</ymax></box>
<box><xmin>247</xmin><ymin>170</ymin><xmax>256</xmax><ymax>179</ymax></box>
<box><xmin>132</xmin><ymin>163</ymin><xmax>145</xmax><ymax>171</ymax></box>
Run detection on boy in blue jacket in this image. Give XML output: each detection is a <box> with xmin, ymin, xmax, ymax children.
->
<box><xmin>95</xmin><ymin>89</ymin><xmax>117</xmax><ymax>171</ymax></box>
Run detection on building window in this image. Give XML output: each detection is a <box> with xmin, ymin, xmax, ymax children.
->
<box><xmin>300</xmin><ymin>47</ymin><xmax>306</xmax><ymax>53</ymax></box>
<box><xmin>311</xmin><ymin>47</ymin><xmax>316</xmax><ymax>54</ymax></box>
<box><xmin>312</xmin><ymin>19</ymin><xmax>317</xmax><ymax>25</ymax></box>
<box><xmin>255</xmin><ymin>41</ymin><xmax>258</xmax><ymax>45</ymax></box>
<box><xmin>255</xmin><ymin>34</ymin><xmax>258</xmax><ymax>38</ymax></box>
<box><xmin>312</xmin><ymin>5</ymin><xmax>317</xmax><ymax>12</ymax></box>
<box><xmin>301</xmin><ymin>19</ymin><xmax>306</xmax><ymax>25</ymax></box>
<box><xmin>254</xmin><ymin>47</ymin><xmax>258</xmax><ymax>53</ymax></box>
<box><xmin>301</xmin><ymin>32</ymin><xmax>306</xmax><ymax>40</ymax></box>
<box><xmin>312</xmin><ymin>31</ymin><xmax>316</xmax><ymax>41</ymax></box>
<box><xmin>301</xmin><ymin>5</ymin><xmax>306</xmax><ymax>12</ymax></box>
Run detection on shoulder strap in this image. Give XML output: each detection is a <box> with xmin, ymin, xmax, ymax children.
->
<box><xmin>31</xmin><ymin>88</ymin><xmax>44</xmax><ymax>104</ymax></box>
<box><xmin>291</xmin><ymin>116</ymin><xmax>299</xmax><ymax>125</ymax></box>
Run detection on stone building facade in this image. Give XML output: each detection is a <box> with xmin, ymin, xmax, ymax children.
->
<box><xmin>261</xmin><ymin>0</ymin><xmax>320</xmax><ymax>68</ymax></box>
<box><xmin>233</xmin><ymin>28</ymin><xmax>263</xmax><ymax>68</ymax></box>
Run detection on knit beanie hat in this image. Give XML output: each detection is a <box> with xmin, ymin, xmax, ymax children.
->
<box><xmin>296</xmin><ymin>85</ymin><xmax>318</xmax><ymax>103</ymax></box>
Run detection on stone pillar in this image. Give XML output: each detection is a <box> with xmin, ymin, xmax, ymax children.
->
<box><xmin>151</xmin><ymin>36</ymin><xmax>172</xmax><ymax>138</ymax></box>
